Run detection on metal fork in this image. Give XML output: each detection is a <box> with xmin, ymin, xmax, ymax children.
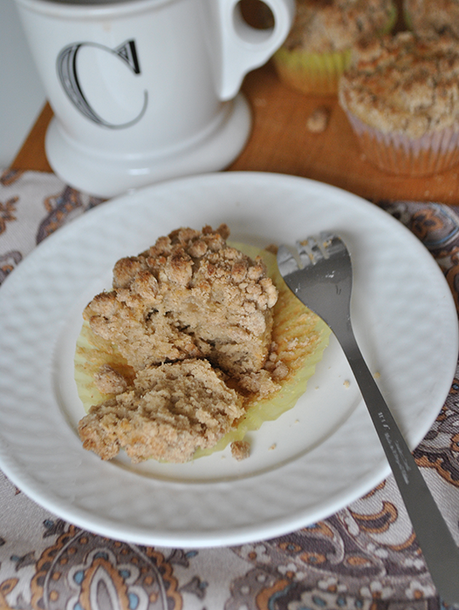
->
<box><xmin>277</xmin><ymin>231</ymin><xmax>459</xmax><ymax>605</ymax></box>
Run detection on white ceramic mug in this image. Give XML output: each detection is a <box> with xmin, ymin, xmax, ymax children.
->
<box><xmin>14</xmin><ymin>0</ymin><xmax>295</xmax><ymax>197</ymax></box>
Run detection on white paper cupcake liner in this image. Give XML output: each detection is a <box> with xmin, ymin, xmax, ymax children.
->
<box><xmin>346</xmin><ymin>112</ymin><xmax>459</xmax><ymax>176</ymax></box>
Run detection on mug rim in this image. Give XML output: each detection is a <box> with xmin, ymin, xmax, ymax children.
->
<box><xmin>14</xmin><ymin>0</ymin><xmax>174</xmax><ymax>18</ymax></box>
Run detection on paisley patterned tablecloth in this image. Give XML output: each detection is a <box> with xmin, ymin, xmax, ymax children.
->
<box><xmin>1</xmin><ymin>169</ymin><xmax>459</xmax><ymax>610</ymax></box>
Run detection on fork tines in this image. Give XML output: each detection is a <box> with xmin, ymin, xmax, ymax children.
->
<box><xmin>278</xmin><ymin>232</ymin><xmax>334</xmax><ymax>273</ymax></box>
<box><xmin>296</xmin><ymin>234</ymin><xmax>332</xmax><ymax>268</ymax></box>
<box><xmin>276</xmin><ymin>244</ymin><xmax>301</xmax><ymax>274</ymax></box>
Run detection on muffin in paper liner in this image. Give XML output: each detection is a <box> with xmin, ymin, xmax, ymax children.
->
<box><xmin>345</xmin><ymin>112</ymin><xmax>459</xmax><ymax>176</ymax></box>
<box><xmin>339</xmin><ymin>32</ymin><xmax>459</xmax><ymax>176</ymax></box>
<box><xmin>75</xmin><ymin>243</ymin><xmax>331</xmax><ymax>462</ymax></box>
<box><xmin>272</xmin><ymin>0</ymin><xmax>397</xmax><ymax>96</ymax></box>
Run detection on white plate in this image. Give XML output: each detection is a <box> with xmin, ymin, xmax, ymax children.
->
<box><xmin>0</xmin><ymin>172</ymin><xmax>457</xmax><ymax>548</ymax></box>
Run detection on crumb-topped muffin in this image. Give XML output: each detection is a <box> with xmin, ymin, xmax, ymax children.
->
<box><xmin>273</xmin><ymin>0</ymin><xmax>397</xmax><ymax>95</ymax></box>
<box><xmin>404</xmin><ymin>0</ymin><xmax>459</xmax><ymax>38</ymax></box>
<box><xmin>338</xmin><ymin>32</ymin><xmax>459</xmax><ymax>175</ymax></box>
<box><xmin>76</xmin><ymin>225</ymin><xmax>330</xmax><ymax>463</ymax></box>
<box><xmin>83</xmin><ymin>224</ymin><xmax>277</xmax><ymax>378</ymax></box>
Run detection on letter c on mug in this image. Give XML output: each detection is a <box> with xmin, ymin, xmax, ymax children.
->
<box><xmin>57</xmin><ymin>39</ymin><xmax>148</xmax><ymax>129</ymax></box>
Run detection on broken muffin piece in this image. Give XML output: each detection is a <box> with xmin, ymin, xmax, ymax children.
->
<box><xmin>83</xmin><ymin>224</ymin><xmax>278</xmax><ymax>378</ymax></box>
<box><xmin>78</xmin><ymin>359</ymin><xmax>244</xmax><ymax>463</ymax></box>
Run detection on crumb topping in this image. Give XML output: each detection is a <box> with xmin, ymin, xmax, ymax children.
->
<box><xmin>404</xmin><ymin>0</ymin><xmax>459</xmax><ymax>39</ymax></box>
<box><xmin>339</xmin><ymin>32</ymin><xmax>459</xmax><ymax>137</ymax></box>
<box><xmin>231</xmin><ymin>440</ymin><xmax>251</xmax><ymax>461</ymax></box>
<box><xmin>282</xmin><ymin>0</ymin><xmax>396</xmax><ymax>53</ymax></box>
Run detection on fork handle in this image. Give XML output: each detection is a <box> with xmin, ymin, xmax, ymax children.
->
<box><xmin>340</xmin><ymin>330</ymin><xmax>459</xmax><ymax>605</ymax></box>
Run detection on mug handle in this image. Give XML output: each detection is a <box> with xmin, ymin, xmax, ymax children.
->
<box><xmin>203</xmin><ymin>0</ymin><xmax>295</xmax><ymax>101</ymax></box>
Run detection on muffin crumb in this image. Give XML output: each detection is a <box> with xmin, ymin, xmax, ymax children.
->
<box><xmin>307</xmin><ymin>107</ymin><xmax>330</xmax><ymax>133</ymax></box>
<box><xmin>231</xmin><ymin>440</ymin><xmax>251</xmax><ymax>461</ymax></box>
